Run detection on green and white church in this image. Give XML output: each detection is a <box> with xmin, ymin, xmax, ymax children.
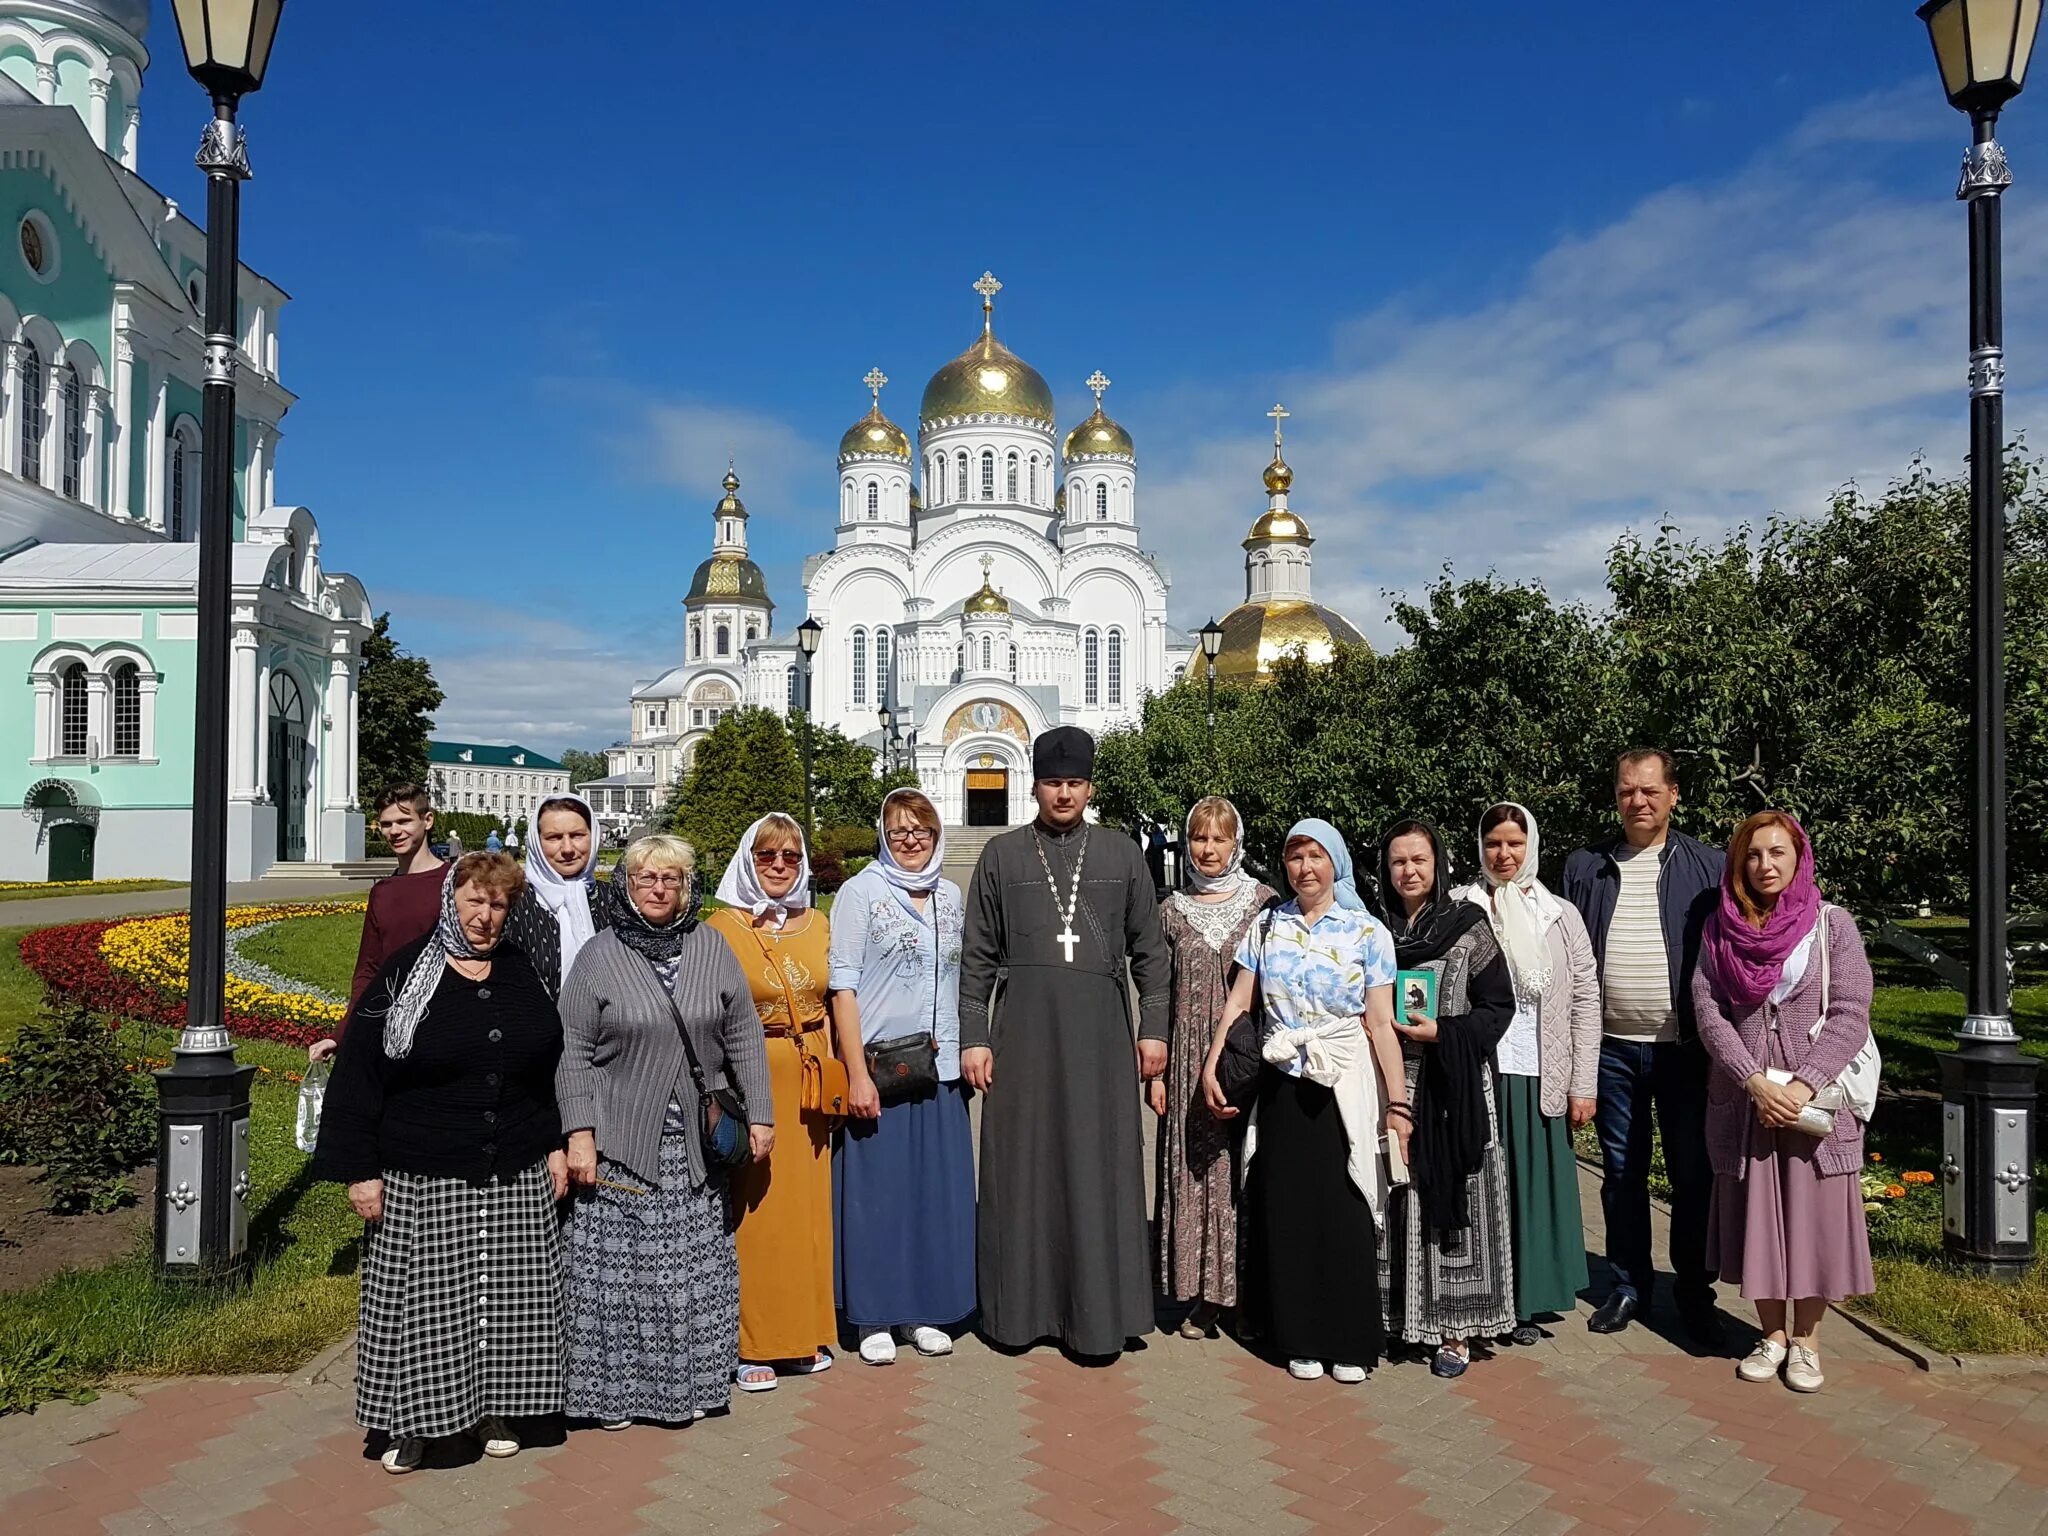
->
<box><xmin>0</xmin><ymin>0</ymin><xmax>371</xmax><ymax>882</ymax></box>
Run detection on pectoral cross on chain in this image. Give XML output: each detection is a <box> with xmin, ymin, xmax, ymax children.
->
<box><xmin>1056</xmin><ymin>924</ymin><xmax>1079</xmax><ymax>963</ymax></box>
<box><xmin>1031</xmin><ymin>827</ymin><xmax>1090</xmax><ymax>966</ymax></box>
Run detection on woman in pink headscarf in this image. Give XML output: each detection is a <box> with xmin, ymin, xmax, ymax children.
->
<box><xmin>1694</xmin><ymin>812</ymin><xmax>1876</xmax><ymax>1396</ymax></box>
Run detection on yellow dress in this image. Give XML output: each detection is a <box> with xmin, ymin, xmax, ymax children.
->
<box><xmin>707</xmin><ymin>906</ymin><xmax>838</xmax><ymax>1362</ymax></box>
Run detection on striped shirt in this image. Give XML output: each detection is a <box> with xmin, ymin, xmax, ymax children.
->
<box><xmin>1602</xmin><ymin>843</ymin><xmax>1674</xmax><ymax>1042</ymax></box>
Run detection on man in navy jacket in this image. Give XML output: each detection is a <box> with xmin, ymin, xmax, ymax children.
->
<box><xmin>1561</xmin><ymin>748</ymin><xmax>1727</xmax><ymax>1348</ymax></box>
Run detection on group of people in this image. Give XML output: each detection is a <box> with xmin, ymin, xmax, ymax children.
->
<box><xmin>309</xmin><ymin>731</ymin><xmax>1879</xmax><ymax>1476</ymax></box>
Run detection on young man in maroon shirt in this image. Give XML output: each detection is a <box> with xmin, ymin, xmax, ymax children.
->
<box><xmin>307</xmin><ymin>783</ymin><xmax>448</xmax><ymax>1063</ymax></box>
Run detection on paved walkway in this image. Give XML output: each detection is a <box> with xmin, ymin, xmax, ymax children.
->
<box><xmin>0</xmin><ymin>878</ymin><xmax>371</xmax><ymax>930</ymax></box>
<box><xmin>4</xmin><ymin>1168</ymin><xmax>2046</xmax><ymax>1536</ymax></box>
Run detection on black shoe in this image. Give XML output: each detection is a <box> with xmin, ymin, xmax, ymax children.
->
<box><xmin>1508</xmin><ymin>1321</ymin><xmax>1544</xmax><ymax>1347</ymax></box>
<box><xmin>1587</xmin><ymin>1292</ymin><xmax>1638</xmax><ymax>1334</ymax></box>
<box><xmin>1680</xmin><ymin>1306</ymin><xmax>1726</xmax><ymax>1354</ymax></box>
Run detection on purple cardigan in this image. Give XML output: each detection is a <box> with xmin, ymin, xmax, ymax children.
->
<box><xmin>1691</xmin><ymin>905</ymin><xmax>1874</xmax><ymax>1180</ymax></box>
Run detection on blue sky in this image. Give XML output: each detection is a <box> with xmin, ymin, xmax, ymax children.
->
<box><xmin>132</xmin><ymin>1</ymin><xmax>2047</xmax><ymax>753</ymax></box>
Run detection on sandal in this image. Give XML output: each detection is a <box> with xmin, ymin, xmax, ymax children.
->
<box><xmin>790</xmin><ymin>1349</ymin><xmax>833</xmax><ymax>1375</ymax></box>
<box><xmin>735</xmin><ymin>1363</ymin><xmax>778</xmax><ymax>1392</ymax></box>
<box><xmin>1430</xmin><ymin>1344</ymin><xmax>1469</xmax><ymax>1380</ymax></box>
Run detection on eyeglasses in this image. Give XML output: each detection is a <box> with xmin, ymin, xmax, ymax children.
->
<box><xmin>752</xmin><ymin>849</ymin><xmax>804</xmax><ymax>868</ymax></box>
<box><xmin>629</xmin><ymin>873</ymin><xmax>686</xmax><ymax>891</ymax></box>
<box><xmin>886</xmin><ymin>827</ymin><xmax>935</xmax><ymax>845</ymax></box>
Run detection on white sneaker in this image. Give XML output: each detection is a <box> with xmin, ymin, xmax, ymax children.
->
<box><xmin>908</xmin><ymin>1326</ymin><xmax>953</xmax><ymax>1357</ymax></box>
<box><xmin>380</xmin><ymin>1436</ymin><xmax>424</xmax><ymax>1474</ymax></box>
<box><xmin>1784</xmin><ymin>1343</ymin><xmax>1825</xmax><ymax>1393</ymax></box>
<box><xmin>1287</xmin><ymin>1358</ymin><xmax>1325</xmax><ymax>1381</ymax></box>
<box><xmin>1331</xmin><ymin>1363</ymin><xmax>1368</xmax><ymax>1384</ymax></box>
<box><xmin>600</xmin><ymin>1418</ymin><xmax>632</xmax><ymax>1431</ymax></box>
<box><xmin>477</xmin><ymin>1416</ymin><xmax>519</xmax><ymax>1458</ymax></box>
<box><xmin>859</xmin><ymin>1329</ymin><xmax>898</xmax><ymax>1365</ymax></box>
<box><xmin>1736</xmin><ymin>1338</ymin><xmax>1788</xmax><ymax>1384</ymax></box>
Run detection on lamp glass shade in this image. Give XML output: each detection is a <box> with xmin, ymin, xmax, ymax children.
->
<box><xmin>797</xmin><ymin>618</ymin><xmax>823</xmax><ymax>657</ymax></box>
<box><xmin>1920</xmin><ymin>0</ymin><xmax>2043</xmax><ymax>110</ymax></box>
<box><xmin>1199</xmin><ymin>618</ymin><xmax>1225</xmax><ymax>659</ymax></box>
<box><xmin>172</xmin><ymin>0</ymin><xmax>285</xmax><ymax>97</ymax></box>
<box><xmin>878</xmin><ymin>706</ymin><xmax>893</xmax><ymax>732</ymax></box>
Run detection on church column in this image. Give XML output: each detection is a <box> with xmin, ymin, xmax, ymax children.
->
<box><xmin>37</xmin><ymin>359</ymin><xmax>62</xmax><ymax>489</ymax></box>
<box><xmin>346</xmin><ymin>661</ymin><xmax>361</xmax><ymax>804</ymax></box>
<box><xmin>142</xmin><ymin>360</ymin><xmax>168</xmax><ymax>529</ymax></box>
<box><xmin>253</xmin><ymin>650</ymin><xmax>273</xmax><ymax>800</ymax></box>
<box><xmin>248</xmin><ymin>425</ymin><xmax>271</xmax><ymax>515</ymax></box>
<box><xmin>0</xmin><ymin>340</ymin><xmax>22</xmax><ymax>478</ymax></box>
<box><xmin>325</xmin><ymin>655</ymin><xmax>351</xmax><ymax>810</ymax></box>
<box><xmin>121</xmin><ymin>105</ymin><xmax>140</xmax><ymax>170</ymax></box>
<box><xmin>30</xmin><ymin>673</ymin><xmax>54</xmax><ymax>761</ymax></box>
<box><xmin>33</xmin><ymin>61</ymin><xmax>54</xmax><ymax>105</ymax></box>
<box><xmin>85</xmin><ymin>669</ymin><xmax>109</xmax><ymax>759</ymax></box>
<box><xmin>81</xmin><ymin>383</ymin><xmax>108</xmax><ymax>510</ymax></box>
<box><xmin>229</xmin><ymin>624</ymin><xmax>260</xmax><ymax>800</ymax></box>
<box><xmin>110</xmin><ymin>337</ymin><xmax>135</xmax><ymax>519</ymax></box>
<box><xmin>138</xmin><ymin>671</ymin><xmax>159</xmax><ymax>759</ymax></box>
<box><xmin>85</xmin><ymin>75</ymin><xmax>109</xmax><ymax>152</ymax></box>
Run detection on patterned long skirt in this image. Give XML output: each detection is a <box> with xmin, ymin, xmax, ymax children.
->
<box><xmin>562</xmin><ymin>1133</ymin><xmax>739</xmax><ymax>1423</ymax></box>
<box><xmin>1379</xmin><ymin>1053</ymin><xmax>1517</xmax><ymax>1346</ymax></box>
<box><xmin>355</xmin><ymin>1159</ymin><xmax>565</xmax><ymax>1440</ymax></box>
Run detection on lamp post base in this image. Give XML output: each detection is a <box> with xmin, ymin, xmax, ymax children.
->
<box><xmin>1939</xmin><ymin>1029</ymin><xmax>2039</xmax><ymax>1278</ymax></box>
<box><xmin>153</xmin><ymin>1050</ymin><xmax>256</xmax><ymax>1281</ymax></box>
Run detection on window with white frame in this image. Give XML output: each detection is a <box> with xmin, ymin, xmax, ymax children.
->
<box><xmin>59</xmin><ymin>660</ymin><xmax>89</xmax><ymax>755</ymax></box>
<box><xmin>866</xmin><ymin>482</ymin><xmax>879</xmax><ymax>519</ymax></box>
<box><xmin>715</xmin><ymin>623</ymin><xmax>730</xmax><ymax>657</ymax></box>
<box><xmin>842</xmin><ymin>478</ymin><xmax>853</xmax><ymax>520</ymax></box>
<box><xmin>1008</xmin><ymin>642</ymin><xmax>1018</xmax><ymax>680</ymax></box>
<box><xmin>1095</xmin><ymin>482</ymin><xmax>1108</xmax><ymax>519</ymax></box>
<box><xmin>932</xmin><ymin>455</ymin><xmax>945</xmax><ymax>503</ymax></box>
<box><xmin>61</xmin><ymin>367</ymin><xmax>81</xmax><ymax>499</ymax></box>
<box><xmin>169</xmin><ymin>426</ymin><xmax>194</xmax><ymax>541</ymax></box>
<box><xmin>18</xmin><ymin>342</ymin><xmax>43</xmax><ymax>486</ymax></box>
<box><xmin>851</xmin><ymin>627</ymin><xmax>868</xmax><ymax>706</ymax></box>
<box><xmin>1107</xmin><ymin>628</ymin><xmax>1124</xmax><ymax>707</ymax></box>
<box><xmin>689</xmin><ymin>619</ymin><xmax>701</xmax><ymax>660</ymax></box>
<box><xmin>111</xmin><ymin>662</ymin><xmax>141</xmax><ymax>757</ymax></box>
<box><xmin>1083</xmin><ymin>629</ymin><xmax>1100</xmax><ymax>706</ymax></box>
<box><xmin>875</xmin><ymin>626</ymin><xmax>891</xmax><ymax>705</ymax></box>
<box><xmin>980</xmin><ymin>635</ymin><xmax>993</xmax><ymax>672</ymax></box>
<box><xmin>1029</xmin><ymin>456</ymin><xmax>1041</xmax><ymax>505</ymax></box>
<box><xmin>786</xmin><ymin>667</ymin><xmax>798</xmax><ymax>711</ymax></box>
<box><xmin>1006</xmin><ymin>452</ymin><xmax>1019</xmax><ymax>500</ymax></box>
<box><xmin>981</xmin><ymin>451</ymin><xmax>995</xmax><ymax>500</ymax></box>
<box><xmin>955</xmin><ymin>451</ymin><xmax>968</xmax><ymax>500</ymax></box>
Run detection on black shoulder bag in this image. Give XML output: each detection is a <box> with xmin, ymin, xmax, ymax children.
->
<box><xmin>661</xmin><ymin>987</ymin><xmax>751</xmax><ymax>1174</ymax></box>
<box><xmin>864</xmin><ymin>898</ymin><xmax>944</xmax><ymax>1107</ymax></box>
<box><xmin>1214</xmin><ymin>902</ymin><xmax>1279</xmax><ymax>1110</ymax></box>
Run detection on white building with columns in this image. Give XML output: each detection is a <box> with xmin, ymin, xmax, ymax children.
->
<box><xmin>0</xmin><ymin>1</ymin><xmax>370</xmax><ymax>880</ymax></box>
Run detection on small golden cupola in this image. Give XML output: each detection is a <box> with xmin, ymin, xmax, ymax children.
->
<box><xmin>839</xmin><ymin>367</ymin><xmax>912</xmax><ymax>462</ymax></box>
<box><xmin>962</xmin><ymin>552</ymin><xmax>1012</xmax><ymax>616</ymax></box>
<box><xmin>1207</xmin><ymin>404</ymin><xmax>1368</xmax><ymax>682</ymax></box>
<box><xmin>1063</xmin><ymin>370</ymin><xmax>1135</xmax><ymax>462</ymax></box>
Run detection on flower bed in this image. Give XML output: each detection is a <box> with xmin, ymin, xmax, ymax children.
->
<box><xmin>20</xmin><ymin>901</ymin><xmax>366</xmax><ymax>1048</ymax></box>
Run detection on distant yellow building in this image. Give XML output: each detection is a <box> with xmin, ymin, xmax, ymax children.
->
<box><xmin>1206</xmin><ymin>405</ymin><xmax>1366</xmax><ymax>683</ymax></box>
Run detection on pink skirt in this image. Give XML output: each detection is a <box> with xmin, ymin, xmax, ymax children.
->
<box><xmin>1708</xmin><ymin>1029</ymin><xmax>1875</xmax><ymax>1302</ymax></box>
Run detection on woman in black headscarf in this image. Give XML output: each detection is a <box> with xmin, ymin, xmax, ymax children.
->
<box><xmin>1375</xmin><ymin>817</ymin><xmax>1519</xmax><ymax>1379</ymax></box>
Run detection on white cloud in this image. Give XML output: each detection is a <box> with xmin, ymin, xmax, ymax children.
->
<box><xmin>619</xmin><ymin>399</ymin><xmax>820</xmax><ymax>514</ymax></box>
<box><xmin>1144</xmin><ymin>86</ymin><xmax>2046</xmax><ymax>643</ymax></box>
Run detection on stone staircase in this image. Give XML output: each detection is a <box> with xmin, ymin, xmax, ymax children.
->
<box><xmin>940</xmin><ymin>824</ymin><xmax>1003</xmax><ymax>895</ymax></box>
<box><xmin>262</xmin><ymin>859</ymin><xmax>396</xmax><ymax>881</ymax></box>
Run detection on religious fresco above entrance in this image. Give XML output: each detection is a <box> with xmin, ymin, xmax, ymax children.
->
<box><xmin>942</xmin><ymin>699</ymin><xmax>1029</xmax><ymax>744</ymax></box>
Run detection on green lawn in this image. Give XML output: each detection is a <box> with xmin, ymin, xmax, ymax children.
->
<box><xmin>0</xmin><ymin>880</ymin><xmax>185</xmax><ymax>904</ymax></box>
<box><xmin>236</xmin><ymin>910</ymin><xmax>364</xmax><ymax>1000</ymax></box>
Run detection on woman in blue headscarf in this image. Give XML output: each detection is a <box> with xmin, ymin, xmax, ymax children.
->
<box><xmin>1200</xmin><ymin>819</ymin><xmax>1408</xmax><ymax>1384</ymax></box>
<box><xmin>825</xmin><ymin>787</ymin><xmax>974</xmax><ymax>1366</ymax></box>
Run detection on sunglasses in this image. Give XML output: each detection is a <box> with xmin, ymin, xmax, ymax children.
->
<box><xmin>752</xmin><ymin>849</ymin><xmax>803</xmax><ymax>868</ymax></box>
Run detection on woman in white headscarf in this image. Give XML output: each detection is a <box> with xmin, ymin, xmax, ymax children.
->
<box><xmin>826</xmin><ymin>788</ymin><xmax>973</xmax><ymax>1364</ymax></box>
<box><xmin>707</xmin><ymin>814</ymin><xmax>838</xmax><ymax>1389</ymax></box>
<box><xmin>1153</xmin><ymin>796</ymin><xmax>1276</xmax><ymax>1338</ymax></box>
<box><xmin>1459</xmin><ymin>801</ymin><xmax>1601</xmax><ymax>1345</ymax></box>
<box><xmin>504</xmin><ymin>792</ymin><xmax>607</xmax><ymax>998</ymax></box>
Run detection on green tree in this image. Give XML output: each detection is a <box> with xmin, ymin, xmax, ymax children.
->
<box><xmin>671</xmin><ymin>709</ymin><xmax>803</xmax><ymax>877</ymax></box>
<box><xmin>356</xmin><ymin>612</ymin><xmax>443</xmax><ymax>808</ymax></box>
<box><xmin>808</xmin><ymin>723</ymin><xmax>918</xmax><ymax>834</ymax></box>
<box><xmin>560</xmin><ymin>748</ymin><xmax>608</xmax><ymax>788</ymax></box>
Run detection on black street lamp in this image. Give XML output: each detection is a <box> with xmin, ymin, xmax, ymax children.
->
<box><xmin>156</xmin><ymin>0</ymin><xmax>286</xmax><ymax>1281</ymax></box>
<box><xmin>1919</xmin><ymin>0</ymin><xmax>2042</xmax><ymax>1276</ymax></box>
<box><xmin>877</xmin><ymin>704</ymin><xmax>895</xmax><ymax>771</ymax></box>
<box><xmin>797</xmin><ymin>617</ymin><xmax>823</xmax><ymax>839</ymax></box>
<box><xmin>1199</xmin><ymin>617</ymin><xmax>1225</xmax><ymax>760</ymax></box>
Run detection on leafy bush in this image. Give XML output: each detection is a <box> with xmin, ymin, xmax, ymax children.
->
<box><xmin>816</xmin><ymin>824</ymin><xmax>878</xmax><ymax>860</ymax></box>
<box><xmin>0</xmin><ymin>1001</ymin><xmax>157</xmax><ymax>1213</ymax></box>
<box><xmin>811</xmin><ymin>849</ymin><xmax>849</xmax><ymax>895</ymax></box>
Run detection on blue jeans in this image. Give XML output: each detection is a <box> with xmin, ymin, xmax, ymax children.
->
<box><xmin>1594</xmin><ymin>1037</ymin><xmax>1715</xmax><ymax>1311</ymax></box>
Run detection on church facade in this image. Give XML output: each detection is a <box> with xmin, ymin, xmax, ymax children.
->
<box><xmin>590</xmin><ymin>273</ymin><xmax>1201</xmax><ymax>834</ymax></box>
<box><xmin>0</xmin><ymin>1</ymin><xmax>370</xmax><ymax>880</ymax></box>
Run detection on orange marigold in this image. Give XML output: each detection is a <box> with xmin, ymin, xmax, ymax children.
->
<box><xmin>1869</xmin><ymin>1153</ymin><xmax>1883</xmax><ymax>1163</ymax></box>
<box><xmin>1884</xmin><ymin>1184</ymin><xmax>1907</xmax><ymax>1200</ymax></box>
<box><xmin>1902</xmin><ymin>1170</ymin><xmax>1936</xmax><ymax>1185</ymax></box>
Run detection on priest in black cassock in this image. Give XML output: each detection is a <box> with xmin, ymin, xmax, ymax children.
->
<box><xmin>960</xmin><ymin>725</ymin><xmax>1170</xmax><ymax>1357</ymax></box>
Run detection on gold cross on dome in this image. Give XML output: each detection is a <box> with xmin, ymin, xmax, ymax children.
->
<box><xmin>1086</xmin><ymin>370</ymin><xmax>1111</xmax><ymax>406</ymax></box>
<box><xmin>1267</xmin><ymin>402</ymin><xmax>1290</xmax><ymax>450</ymax></box>
<box><xmin>980</xmin><ymin>553</ymin><xmax>995</xmax><ymax>582</ymax></box>
<box><xmin>974</xmin><ymin>271</ymin><xmax>1003</xmax><ymax>302</ymax></box>
<box><xmin>864</xmin><ymin>367</ymin><xmax>888</xmax><ymax>404</ymax></box>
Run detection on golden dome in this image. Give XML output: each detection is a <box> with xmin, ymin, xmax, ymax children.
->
<box><xmin>840</xmin><ymin>404</ymin><xmax>911</xmax><ymax>461</ymax></box>
<box><xmin>1207</xmin><ymin>599</ymin><xmax>1367</xmax><ymax>682</ymax></box>
<box><xmin>715</xmin><ymin>466</ymin><xmax>746</xmax><ymax>519</ymax></box>
<box><xmin>962</xmin><ymin>554</ymin><xmax>1011</xmax><ymax>616</ymax></box>
<box><xmin>1264</xmin><ymin>453</ymin><xmax>1294</xmax><ymax>493</ymax></box>
<box><xmin>1063</xmin><ymin>406</ymin><xmax>1134</xmax><ymax>461</ymax></box>
<box><xmin>1245</xmin><ymin>506</ymin><xmax>1311</xmax><ymax>545</ymax></box>
<box><xmin>920</xmin><ymin>273</ymin><xmax>1055</xmax><ymax>426</ymax></box>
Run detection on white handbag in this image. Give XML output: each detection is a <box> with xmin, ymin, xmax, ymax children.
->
<box><xmin>1764</xmin><ymin>905</ymin><xmax>1880</xmax><ymax>1135</ymax></box>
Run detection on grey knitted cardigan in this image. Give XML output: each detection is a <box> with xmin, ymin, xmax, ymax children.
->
<box><xmin>556</xmin><ymin>925</ymin><xmax>773</xmax><ymax>1190</ymax></box>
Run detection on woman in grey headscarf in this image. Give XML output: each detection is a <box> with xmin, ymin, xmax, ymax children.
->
<box><xmin>314</xmin><ymin>852</ymin><xmax>568</xmax><ymax>1474</ymax></box>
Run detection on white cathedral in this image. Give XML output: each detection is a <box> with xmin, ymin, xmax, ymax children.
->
<box><xmin>589</xmin><ymin>272</ymin><xmax>1358</xmax><ymax>835</ymax></box>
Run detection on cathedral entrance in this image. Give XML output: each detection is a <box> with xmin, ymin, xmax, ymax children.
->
<box><xmin>964</xmin><ymin>768</ymin><xmax>1009</xmax><ymax>826</ymax></box>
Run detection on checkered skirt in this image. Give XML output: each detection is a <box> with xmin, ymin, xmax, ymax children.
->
<box><xmin>354</xmin><ymin>1159</ymin><xmax>566</xmax><ymax>1440</ymax></box>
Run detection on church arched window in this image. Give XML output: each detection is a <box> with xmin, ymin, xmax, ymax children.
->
<box><xmin>980</xmin><ymin>451</ymin><xmax>995</xmax><ymax>500</ymax></box>
<box><xmin>1107</xmin><ymin>628</ymin><xmax>1124</xmax><ymax>707</ymax></box>
<box><xmin>931</xmin><ymin>455</ymin><xmax>945</xmax><ymax>503</ymax></box>
<box><xmin>1029</xmin><ymin>456</ymin><xmax>1041</xmax><ymax>506</ymax></box>
<box><xmin>689</xmin><ymin>619</ymin><xmax>702</xmax><ymax>661</ymax></box>
<box><xmin>111</xmin><ymin>662</ymin><xmax>141</xmax><ymax>757</ymax></box>
<box><xmin>980</xmin><ymin>635</ymin><xmax>992</xmax><ymax>672</ymax></box>
<box><xmin>1095</xmin><ymin>482</ymin><xmax>1108</xmax><ymax>519</ymax></box>
<box><xmin>866</xmin><ymin>482</ymin><xmax>879</xmax><ymax>519</ymax></box>
<box><xmin>1083</xmin><ymin>629</ymin><xmax>1100</xmax><ymax>707</ymax></box>
<box><xmin>1006</xmin><ymin>452</ymin><xmax>1019</xmax><ymax>501</ymax></box>
<box><xmin>841</xmin><ymin>478</ymin><xmax>854</xmax><ymax>520</ymax></box>
<box><xmin>875</xmin><ymin>627</ymin><xmax>892</xmax><ymax>704</ymax></box>
<box><xmin>61</xmin><ymin>367</ymin><xmax>82</xmax><ymax>500</ymax></box>
<box><xmin>169</xmin><ymin>425</ymin><xmax>192</xmax><ymax>541</ymax></box>
<box><xmin>59</xmin><ymin>660</ymin><xmax>88</xmax><ymax>756</ymax></box>
<box><xmin>715</xmin><ymin>623</ymin><xmax>731</xmax><ymax>657</ymax></box>
<box><xmin>851</xmin><ymin>627</ymin><xmax>868</xmax><ymax>706</ymax></box>
<box><xmin>1008</xmin><ymin>642</ymin><xmax>1018</xmax><ymax>680</ymax></box>
<box><xmin>18</xmin><ymin>341</ymin><xmax>44</xmax><ymax>486</ymax></box>
<box><xmin>956</xmin><ymin>451</ymin><xmax>969</xmax><ymax>500</ymax></box>
<box><xmin>955</xmin><ymin>643</ymin><xmax>964</xmax><ymax>681</ymax></box>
